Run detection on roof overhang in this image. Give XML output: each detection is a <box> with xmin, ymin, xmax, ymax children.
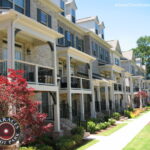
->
<box><xmin>0</xmin><ymin>10</ymin><xmax>63</xmax><ymax>40</ymax></box>
<box><xmin>39</xmin><ymin>0</ymin><xmax>63</xmax><ymax>13</ymax></box>
<box><xmin>57</xmin><ymin>46</ymin><xmax>96</xmax><ymax>63</ymax></box>
<box><xmin>86</xmin><ymin>31</ymin><xmax>111</xmax><ymax>49</ymax></box>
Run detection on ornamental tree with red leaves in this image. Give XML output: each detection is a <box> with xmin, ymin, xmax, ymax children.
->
<box><xmin>0</xmin><ymin>69</ymin><xmax>53</xmax><ymax>145</ymax></box>
<box><xmin>135</xmin><ymin>91</ymin><xmax>148</xmax><ymax>98</ymax></box>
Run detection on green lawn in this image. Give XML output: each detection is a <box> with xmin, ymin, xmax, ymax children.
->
<box><xmin>75</xmin><ymin>139</ymin><xmax>99</xmax><ymax>150</ymax></box>
<box><xmin>98</xmin><ymin>123</ymin><xmax>128</xmax><ymax>136</ymax></box>
<box><xmin>123</xmin><ymin>124</ymin><xmax>150</xmax><ymax>150</ymax></box>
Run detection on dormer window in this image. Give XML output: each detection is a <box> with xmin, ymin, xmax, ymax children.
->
<box><xmin>71</xmin><ymin>9</ymin><xmax>76</xmax><ymax>23</ymax></box>
<box><xmin>60</xmin><ymin>0</ymin><xmax>65</xmax><ymax>16</ymax></box>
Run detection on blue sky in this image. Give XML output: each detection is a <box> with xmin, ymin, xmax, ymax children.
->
<box><xmin>76</xmin><ymin>0</ymin><xmax>150</xmax><ymax>51</ymax></box>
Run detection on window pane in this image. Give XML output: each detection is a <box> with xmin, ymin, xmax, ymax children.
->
<box><xmin>14</xmin><ymin>0</ymin><xmax>24</xmax><ymax>8</ymax></box>
<box><xmin>15</xmin><ymin>5</ymin><xmax>24</xmax><ymax>14</ymax></box>
<box><xmin>41</xmin><ymin>11</ymin><xmax>48</xmax><ymax>25</ymax></box>
<box><xmin>2</xmin><ymin>0</ymin><xmax>13</xmax><ymax>8</ymax></box>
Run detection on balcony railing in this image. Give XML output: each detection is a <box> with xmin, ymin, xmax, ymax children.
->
<box><xmin>15</xmin><ymin>60</ymin><xmax>54</xmax><ymax>85</ymax></box>
<box><xmin>60</xmin><ymin>76</ymin><xmax>91</xmax><ymax>90</ymax></box>
<box><xmin>0</xmin><ymin>60</ymin><xmax>7</xmax><ymax>76</ymax></box>
<box><xmin>114</xmin><ymin>83</ymin><xmax>122</xmax><ymax>92</ymax></box>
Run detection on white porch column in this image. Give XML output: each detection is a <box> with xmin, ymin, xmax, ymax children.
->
<box><xmin>7</xmin><ymin>23</ymin><xmax>15</xmax><ymax>69</ymax></box>
<box><xmin>105</xmin><ymin>85</ymin><xmax>109</xmax><ymax>112</ymax></box>
<box><xmin>130</xmin><ymin>77</ymin><xmax>134</xmax><ymax>108</ymax></box>
<box><xmin>89</xmin><ymin>62</ymin><xmax>96</xmax><ymax>118</ymax></box>
<box><xmin>97</xmin><ymin>86</ymin><xmax>101</xmax><ymax>112</ymax></box>
<box><xmin>80</xmin><ymin>94</ymin><xmax>85</xmax><ymax>121</ymax></box>
<box><xmin>54</xmin><ymin>90</ymin><xmax>61</xmax><ymax>132</ymax></box>
<box><xmin>53</xmin><ymin>41</ymin><xmax>58</xmax><ymax>86</ymax></box>
<box><xmin>110</xmin><ymin>85</ymin><xmax>115</xmax><ymax>111</ymax></box>
<box><xmin>118</xmin><ymin>95</ymin><xmax>121</xmax><ymax>112</ymax></box>
<box><xmin>122</xmin><ymin>75</ymin><xmax>127</xmax><ymax>109</ymax></box>
<box><xmin>66</xmin><ymin>55</ymin><xmax>72</xmax><ymax>121</ymax></box>
<box><xmin>139</xmin><ymin>79</ymin><xmax>142</xmax><ymax>108</ymax></box>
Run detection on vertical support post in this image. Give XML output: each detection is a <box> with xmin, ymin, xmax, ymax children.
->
<box><xmin>67</xmin><ymin>55</ymin><xmax>72</xmax><ymax>121</ymax></box>
<box><xmin>110</xmin><ymin>85</ymin><xmax>115</xmax><ymax>112</ymax></box>
<box><xmin>105</xmin><ymin>85</ymin><xmax>109</xmax><ymax>112</ymax></box>
<box><xmin>7</xmin><ymin>22</ymin><xmax>15</xmax><ymax>69</ymax></box>
<box><xmin>54</xmin><ymin>91</ymin><xmax>61</xmax><ymax>132</ymax></box>
<box><xmin>97</xmin><ymin>86</ymin><xmax>101</xmax><ymax>112</ymax></box>
<box><xmin>130</xmin><ymin>77</ymin><xmax>134</xmax><ymax>108</ymax></box>
<box><xmin>35</xmin><ymin>65</ymin><xmax>38</xmax><ymax>84</ymax></box>
<box><xmin>53</xmin><ymin>41</ymin><xmax>57</xmax><ymax>86</ymax></box>
<box><xmin>139</xmin><ymin>79</ymin><xmax>142</xmax><ymax>108</ymax></box>
<box><xmin>80</xmin><ymin>94</ymin><xmax>85</xmax><ymax>121</ymax></box>
<box><xmin>89</xmin><ymin>62</ymin><xmax>96</xmax><ymax>118</ymax></box>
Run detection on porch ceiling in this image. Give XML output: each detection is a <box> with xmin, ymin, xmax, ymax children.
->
<box><xmin>100</xmin><ymin>64</ymin><xmax>124</xmax><ymax>73</ymax></box>
<box><xmin>57</xmin><ymin>46</ymin><xmax>96</xmax><ymax>63</ymax></box>
<box><xmin>0</xmin><ymin>10</ymin><xmax>63</xmax><ymax>42</ymax></box>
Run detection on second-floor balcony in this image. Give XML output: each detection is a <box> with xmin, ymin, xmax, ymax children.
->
<box><xmin>60</xmin><ymin>76</ymin><xmax>91</xmax><ymax>90</ymax></box>
<box><xmin>114</xmin><ymin>83</ymin><xmax>122</xmax><ymax>92</ymax></box>
<box><xmin>0</xmin><ymin>60</ymin><xmax>54</xmax><ymax>85</ymax></box>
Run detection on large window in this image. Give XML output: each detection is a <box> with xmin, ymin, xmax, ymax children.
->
<box><xmin>37</xmin><ymin>9</ymin><xmax>52</xmax><ymax>28</ymax></box>
<box><xmin>71</xmin><ymin>9</ymin><xmax>76</xmax><ymax>23</ymax></box>
<box><xmin>115</xmin><ymin>58</ymin><xmax>120</xmax><ymax>66</ymax></box>
<box><xmin>95</xmin><ymin>23</ymin><xmax>99</xmax><ymax>35</ymax></box>
<box><xmin>76</xmin><ymin>37</ymin><xmax>84</xmax><ymax>51</ymax></box>
<box><xmin>60</xmin><ymin>0</ymin><xmax>65</xmax><ymax>16</ymax></box>
<box><xmin>2</xmin><ymin>0</ymin><xmax>25</xmax><ymax>14</ymax></box>
<box><xmin>58</xmin><ymin>26</ymin><xmax>64</xmax><ymax>45</ymax></box>
<box><xmin>1</xmin><ymin>0</ymin><xmax>30</xmax><ymax>16</ymax></box>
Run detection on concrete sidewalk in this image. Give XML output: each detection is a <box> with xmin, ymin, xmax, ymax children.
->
<box><xmin>86</xmin><ymin>111</ymin><xmax>150</xmax><ymax>150</ymax></box>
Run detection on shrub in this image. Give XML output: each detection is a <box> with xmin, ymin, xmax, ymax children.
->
<box><xmin>71</xmin><ymin>126</ymin><xmax>84</xmax><ymax>136</ymax></box>
<box><xmin>71</xmin><ymin>134</ymin><xmax>83</xmax><ymax>144</ymax></box>
<box><xmin>37</xmin><ymin>145</ymin><xmax>53</xmax><ymax>150</ymax></box>
<box><xmin>99</xmin><ymin>122</ymin><xmax>107</xmax><ymax>130</ymax></box>
<box><xmin>87</xmin><ymin>121</ymin><xmax>96</xmax><ymax>133</ymax></box>
<box><xmin>108</xmin><ymin>118</ymin><xmax>116</xmax><ymax>125</ymax></box>
<box><xmin>124</xmin><ymin>110</ymin><xmax>131</xmax><ymax>118</ymax></box>
<box><xmin>19</xmin><ymin>147</ymin><xmax>37</xmax><ymax>150</ymax></box>
<box><xmin>56</xmin><ymin>137</ymin><xmax>75</xmax><ymax>150</ymax></box>
<box><xmin>104</xmin><ymin>122</ymin><xmax>111</xmax><ymax>128</ymax></box>
<box><xmin>90</xmin><ymin>118</ymin><xmax>101</xmax><ymax>123</ymax></box>
<box><xmin>112</xmin><ymin>112</ymin><xmax>121</xmax><ymax>120</ymax></box>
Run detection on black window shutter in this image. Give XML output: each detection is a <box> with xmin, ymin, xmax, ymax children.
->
<box><xmin>65</xmin><ymin>31</ymin><xmax>68</xmax><ymax>46</ymax></box>
<box><xmin>76</xmin><ymin>37</ymin><xmax>78</xmax><ymax>49</ymax></box>
<box><xmin>37</xmin><ymin>8</ymin><xmax>41</xmax><ymax>22</ymax></box>
<box><xmin>48</xmin><ymin>15</ymin><xmax>52</xmax><ymax>28</ymax></box>
<box><xmin>0</xmin><ymin>1</ymin><xmax>2</xmax><ymax>7</ymax></box>
<box><xmin>25</xmin><ymin>0</ymin><xmax>30</xmax><ymax>17</ymax></box>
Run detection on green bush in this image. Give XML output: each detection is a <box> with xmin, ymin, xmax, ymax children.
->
<box><xmin>71</xmin><ymin>126</ymin><xmax>84</xmax><ymax>136</ymax></box>
<box><xmin>108</xmin><ymin>118</ymin><xmax>116</xmax><ymax>125</ymax></box>
<box><xmin>71</xmin><ymin>134</ymin><xmax>83</xmax><ymax>144</ymax></box>
<box><xmin>56</xmin><ymin>137</ymin><xmax>76</xmax><ymax>150</ymax></box>
<box><xmin>87</xmin><ymin>121</ymin><xmax>96</xmax><ymax>133</ymax></box>
<box><xmin>104</xmin><ymin>122</ymin><xmax>111</xmax><ymax>128</ymax></box>
<box><xmin>99</xmin><ymin>122</ymin><xmax>107</xmax><ymax>130</ymax></box>
<box><xmin>124</xmin><ymin>110</ymin><xmax>132</xmax><ymax>118</ymax></box>
<box><xmin>112</xmin><ymin>112</ymin><xmax>121</xmax><ymax>120</ymax></box>
<box><xmin>37</xmin><ymin>145</ymin><xmax>53</xmax><ymax>150</ymax></box>
<box><xmin>19</xmin><ymin>147</ymin><xmax>37</xmax><ymax>150</ymax></box>
<box><xmin>90</xmin><ymin>118</ymin><xmax>101</xmax><ymax>123</ymax></box>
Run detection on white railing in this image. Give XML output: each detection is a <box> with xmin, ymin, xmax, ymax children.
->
<box><xmin>15</xmin><ymin>60</ymin><xmax>54</xmax><ymax>85</ymax></box>
<box><xmin>60</xmin><ymin>75</ymin><xmax>91</xmax><ymax>90</ymax></box>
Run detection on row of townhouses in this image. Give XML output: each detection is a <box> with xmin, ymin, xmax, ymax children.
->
<box><xmin>0</xmin><ymin>0</ymin><xmax>149</xmax><ymax>133</ymax></box>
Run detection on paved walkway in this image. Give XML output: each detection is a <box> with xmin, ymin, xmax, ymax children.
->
<box><xmin>86</xmin><ymin>111</ymin><xmax>150</xmax><ymax>150</ymax></box>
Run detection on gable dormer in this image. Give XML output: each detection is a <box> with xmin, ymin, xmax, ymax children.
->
<box><xmin>64</xmin><ymin>0</ymin><xmax>77</xmax><ymax>23</ymax></box>
<box><xmin>77</xmin><ymin>16</ymin><xmax>105</xmax><ymax>39</ymax></box>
